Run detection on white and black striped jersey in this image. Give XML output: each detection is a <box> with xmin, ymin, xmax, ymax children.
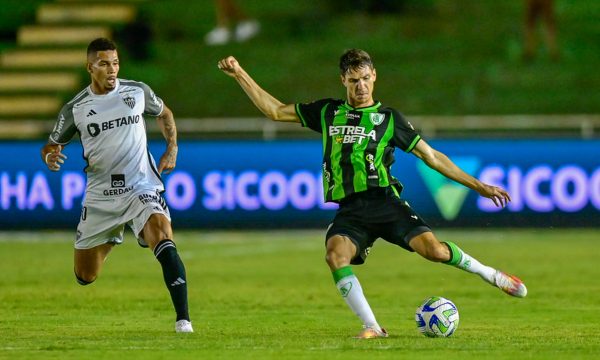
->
<box><xmin>49</xmin><ymin>79</ymin><xmax>165</xmax><ymax>200</ymax></box>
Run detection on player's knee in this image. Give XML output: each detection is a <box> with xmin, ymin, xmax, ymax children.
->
<box><xmin>421</xmin><ymin>243</ymin><xmax>449</xmax><ymax>262</ymax></box>
<box><xmin>325</xmin><ymin>237</ymin><xmax>353</xmax><ymax>268</ymax></box>
<box><xmin>410</xmin><ymin>233</ymin><xmax>449</xmax><ymax>262</ymax></box>
<box><xmin>74</xmin><ymin>270</ymin><xmax>97</xmax><ymax>286</ymax></box>
<box><xmin>325</xmin><ymin>249</ymin><xmax>347</xmax><ymax>267</ymax></box>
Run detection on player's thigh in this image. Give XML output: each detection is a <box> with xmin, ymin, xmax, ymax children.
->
<box><xmin>76</xmin><ymin>200</ymin><xmax>127</xmax><ymax>250</ymax></box>
<box><xmin>141</xmin><ymin>213</ymin><xmax>173</xmax><ymax>250</ymax></box>
<box><xmin>326</xmin><ymin>216</ymin><xmax>375</xmax><ymax>265</ymax></box>
<box><xmin>378</xmin><ymin>201</ymin><xmax>432</xmax><ymax>252</ymax></box>
<box><xmin>127</xmin><ymin>189</ymin><xmax>172</xmax><ymax>250</ymax></box>
<box><xmin>74</xmin><ymin>243</ymin><xmax>114</xmax><ymax>278</ymax></box>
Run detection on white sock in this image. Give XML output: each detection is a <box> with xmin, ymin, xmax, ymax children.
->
<box><xmin>333</xmin><ymin>266</ymin><xmax>381</xmax><ymax>331</ymax></box>
<box><xmin>444</xmin><ymin>241</ymin><xmax>496</xmax><ymax>283</ymax></box>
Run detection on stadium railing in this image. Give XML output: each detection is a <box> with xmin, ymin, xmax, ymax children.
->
<box><xmin>1</xmin><ymin>115</ymin><xmax>599</xmax><ymax>140</ymax></box>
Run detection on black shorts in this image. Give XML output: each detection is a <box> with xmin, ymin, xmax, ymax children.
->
<box><xmin>326</xmin><ymin>186</ymin><xmax>431</xmax><ymax>265</ymax></box>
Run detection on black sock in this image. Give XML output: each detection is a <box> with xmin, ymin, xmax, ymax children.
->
<box><xmin>154</xmin><ymin>239</ymin><xmax>190</xmax><ymax>321</ymax></box>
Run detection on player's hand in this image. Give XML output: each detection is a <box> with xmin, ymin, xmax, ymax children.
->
<box><xmin>158</xmin><ymin>144</ymin><xmax>177</xmax><ymax>174</ymax></box>
<box><xmin>217</xmin><ymin>56</ymin><xmax>242</xmax><ymax>77</ymax></box>
<box><xmin>42</xmin><ymin>144</ymin><xmax>66</xmax><ymax>172</ymax></box>
<box><xmin>479</xmin><ymin>184</ymin><xmax>511</xmax><ymax>208</ymax></box>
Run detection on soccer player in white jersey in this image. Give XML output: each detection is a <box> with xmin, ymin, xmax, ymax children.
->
<box><xmin>41</xmin><ymin>38</ymin><xmax>193</xmax><ymax>333</ymax></box>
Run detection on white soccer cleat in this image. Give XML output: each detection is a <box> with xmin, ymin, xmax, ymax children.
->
<box><xmin>175</xmin><ymin>319</ymin><xmax>194</xmax><ymax>333</ymax></box>
<box><xmin>494</xmin><ymin>271</ymin><xmax>528</xmax><ymax>298</ymax></box>
<box><xmin>354</xmin><ymin>326</ymin><xmax>388</xmax><ymax>339</ymax></box>
<box><xmin>234</xmin><ymin>20</ymin><xmax>260</xmax><ymax>42</ymax></box>
<box><xmin>205</xmin><ymin>27</ymin><xmax>231</xmax><ymax>46</ymax></box>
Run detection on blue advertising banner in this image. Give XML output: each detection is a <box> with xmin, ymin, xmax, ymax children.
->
<box><xmin>0</xmin><ymin>139</ymin><xmax>598</xmax><ymax>229</ymax></box>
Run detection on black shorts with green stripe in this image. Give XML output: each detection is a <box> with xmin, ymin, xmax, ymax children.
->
<box><xmin>325</xmin><ymin>186</ymin><xmax>431</xmax><ymax>265</ymax></box>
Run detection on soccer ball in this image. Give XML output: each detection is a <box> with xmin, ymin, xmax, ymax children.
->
<box><xmin>415</xmin><ymin>296</ymin><xmax>459</xmax><ymax>337</ymax></box>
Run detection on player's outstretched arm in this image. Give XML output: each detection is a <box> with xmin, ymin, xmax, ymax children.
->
<box><xmin>156</xmin><ymin>104</ymin><xmax>177</xmax><ymax>174</ymax></box>
<box><xmin>41</xmin><ymin>143</ymin><xmax>67</xmax><ymax>172</ymax></box>
<box><xmin>412</xmin><ymin>139</ymin><xmax>511</xmax><ymax>208</ymax></box>
<box><xmin>218</xmin><ymin>56</ymin><xmax>299</xmax><ymax>122</ymax></box>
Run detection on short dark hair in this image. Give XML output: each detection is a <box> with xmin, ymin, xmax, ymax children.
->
<box><xmin>87</xmin><ymin>38</ymin><xmax>117</xmax><ymax>57</ymax></box>
<box><xmin>339</xmin><ymin>49</ymin><xmax>373</xmax><ymax>75</ymax></box>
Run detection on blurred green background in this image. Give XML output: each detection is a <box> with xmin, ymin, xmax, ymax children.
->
<box><xmin>1</xmin><ymin>0</ymin><xmax>599</xmax><ymax>118</ymax></box>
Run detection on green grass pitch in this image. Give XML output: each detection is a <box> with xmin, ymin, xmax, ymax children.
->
<box><xmin>1</xmin><ymin>229</ymin><xmax>599</xmax><ymax>359</ymax></box>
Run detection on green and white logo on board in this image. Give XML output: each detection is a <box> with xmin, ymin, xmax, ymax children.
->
<box><xmin>417</xmin><ymin>157</ymin><xmax>481</xmax><ymax>221</ymax></box>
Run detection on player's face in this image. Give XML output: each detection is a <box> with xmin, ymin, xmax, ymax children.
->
<box><xmin>88</xmin><ymin>50</ymin><xmax>120</xmax><ymax>95</ymax></box>
<box><xmin>341</xmin><ymin>66</ymin><xmax>376</xmax><ymax>108</ymax></box>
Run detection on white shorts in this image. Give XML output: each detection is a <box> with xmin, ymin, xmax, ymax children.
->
<box><xmin>75</xmin><ymin>188</ymin><xmax>171</xmax><ymax>250</ymax></box>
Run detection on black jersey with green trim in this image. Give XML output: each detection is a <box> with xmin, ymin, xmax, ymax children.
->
<box><xmin>295</xmin><ymin>98</ymin><xmax>421</xmax><ymax>203</ymax></box>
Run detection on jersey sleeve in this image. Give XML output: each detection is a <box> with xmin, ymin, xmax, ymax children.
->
<box><xmin>139</xmin><ymin>82</ymin><xmax>164</xmax><ymax>116</ymax></box>
<box><xmin>294</xmin><ymin>98</ymin><xmax>333</xmax><ymax>133</ymax></box>
<box><xmin>49</xmin><ymin>104</ymin><xmax>77</xmax><ymax>145</ymax></box>
<box><xmin>391</xmin><ymin>109</ymin><xmax>421</xmax><ymax>152</ymax></box>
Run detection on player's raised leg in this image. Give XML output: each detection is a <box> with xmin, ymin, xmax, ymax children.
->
<box><xmin>141</xmin><ymin>213</ymin><xmax>193</xmax><ymax>333</ymax></box>
<box><xmin>409</xmin><ymin>232</ymin><xmax>527</xmax><ymax>297</ymax></box>
<box><xmin>326</xmin><ymin>235</ymin><xmax>388</xmax><ymax>339</ymax></box>
<box><xmin>74</xmin><ymin>243</ymin><xmax>114</xmax><ymax>285</ymax></box>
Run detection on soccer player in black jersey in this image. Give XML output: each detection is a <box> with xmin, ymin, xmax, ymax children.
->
<box><xmin>218</xmin><ymin>49</ymin><xmax>527</xmax><ymax>339</ymax></box>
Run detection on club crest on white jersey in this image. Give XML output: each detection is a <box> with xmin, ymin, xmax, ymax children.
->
<box><xmin>49</xmin><ymin>79</ymin><xmax>165</xmax><ymax>200</ymax></box>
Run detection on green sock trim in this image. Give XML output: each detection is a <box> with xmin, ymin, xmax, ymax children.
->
<box><xmin>443</xmin><ymin>241</ymin><xmax>463</xmax><ymax>265</ymax></box>
<box><xmin>332</xmin><ymin>266</ymin><xmax>354</xmax><ymax>283</ymax></box>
